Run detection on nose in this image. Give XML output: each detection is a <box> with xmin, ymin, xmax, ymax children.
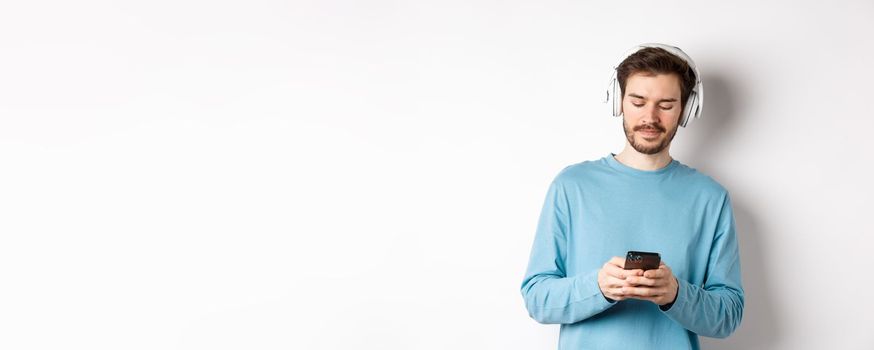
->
<box><xmin>641</xmin><ymin>104</ymin><xmax>661</xmax><ymax>124</ymax></box>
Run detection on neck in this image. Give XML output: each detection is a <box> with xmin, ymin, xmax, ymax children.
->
<box><xmin>614</xmin><ymin>145</ymin><xmax>673</xmax><ymax>171</ymax></box>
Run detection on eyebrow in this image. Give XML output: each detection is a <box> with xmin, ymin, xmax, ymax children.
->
<box><xmin>628</xmin><ymin>93</ymin><xmax>678</xmax><ymax>103</ymax></box>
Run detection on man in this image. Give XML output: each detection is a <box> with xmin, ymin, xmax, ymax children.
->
<box><xmin>520</xmin><ymin>43</ymin><xmax>744</xmax><ymax>349</ymax></box>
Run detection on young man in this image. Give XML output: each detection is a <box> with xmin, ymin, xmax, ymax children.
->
<box><xmin>520</xmin><ymin>44</ymin><xmax>744</xmax><ymax>349</ymax></box>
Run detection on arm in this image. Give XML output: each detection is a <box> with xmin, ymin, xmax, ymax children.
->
<box><xmin>661</xmin><ymin>192</ymin><xmax>745</xmax><ymax>338</ymax></box>
<box><xmin>520</xmin><ymin>180</ymin><xmax>614</xmax><ymax>324</ymax></box>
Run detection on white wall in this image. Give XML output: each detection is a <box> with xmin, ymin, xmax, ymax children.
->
<box><xmin>1</xmin><ymin>1</ymin><xmax>872</xmax><ymax>349</ymax></box>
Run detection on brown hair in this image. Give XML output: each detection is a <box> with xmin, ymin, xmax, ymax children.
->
<box><xmin>616</xmin><ymin>47</ymin><xmax>697</xmax><ymax>110</ymax></box>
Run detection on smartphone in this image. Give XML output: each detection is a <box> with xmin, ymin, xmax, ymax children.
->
<box><xmin>624</xmin><ymin>251</ymin><xmax>661</xmax><ymax>270</ymax></box>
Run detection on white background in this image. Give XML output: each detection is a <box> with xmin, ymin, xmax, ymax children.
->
<box><xmin>1</xmin><ymin>1</ymin><xmax>872</xmax><ymax>349</ymax></box>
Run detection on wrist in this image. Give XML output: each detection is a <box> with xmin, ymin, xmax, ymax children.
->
<box><xmin>659</xmin><ymin>277</ymin><xmax>679</xmax><ymax>310</ymax></box>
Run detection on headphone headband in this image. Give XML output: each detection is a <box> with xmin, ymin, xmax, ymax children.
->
<box><xmin>603</xmin><ymin>43</ymin><xmax>703</xmax><ymax>127</ymax></box>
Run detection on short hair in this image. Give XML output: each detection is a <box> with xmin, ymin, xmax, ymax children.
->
<box><xmin>616</xmin><ymin>47</ymin><xmax>697</xmax><ymax>110</ymax></box>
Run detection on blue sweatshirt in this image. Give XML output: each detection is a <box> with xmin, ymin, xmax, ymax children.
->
<box><xmin>520</xmin><ymin>153</ymin><xmax>744</xmax><ymax>349</ymax></box>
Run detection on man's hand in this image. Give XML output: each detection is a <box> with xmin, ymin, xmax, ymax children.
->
<box><xmin>622</xmin><ymin>261</ymin><xmax>679</xmax><ymax>306</ymax></box>
<box><xmin>597</xmin><ymin>257</ymin><xmax>643</xmax><ymax>302</ymax></box>
<box><xmin>598</xmin><ymin>258</ymin><xmax>679</xmax><ymax>306</ymax></box>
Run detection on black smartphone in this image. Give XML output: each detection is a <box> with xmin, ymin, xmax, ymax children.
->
<box><xmin>624</xmin><ymin>251</ymin><xmax>661</xmax><ymax>270</ymax></box>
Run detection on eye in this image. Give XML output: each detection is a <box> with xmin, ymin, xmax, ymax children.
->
<box><xmin>632</xmin><ymin>103</ymin><xmax>644</xmax><ymax>108</ymax></box>
<box><xmin>660</xmin><ymin>105</ymin><xmax>673</xmax><ymax>110</ymax></box>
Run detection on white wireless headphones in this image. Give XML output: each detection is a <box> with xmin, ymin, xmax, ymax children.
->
<box><xmin>604</xmin><ymin>43</ymin><xmax>703</xmax><ymax>127</ymax></box>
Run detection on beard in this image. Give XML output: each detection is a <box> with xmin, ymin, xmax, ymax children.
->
<box><xmin>622</xmin><ymin>117</ymin><xmax>679</xmax><ymax>155</ymax></box>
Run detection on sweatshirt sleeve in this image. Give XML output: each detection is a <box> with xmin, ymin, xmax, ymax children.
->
<box><xmin>520</xmin><ymin>179</ymin><xmax>614</xmax><ymax>324</ymax></box>
<box><xmin>661</xmin><ymin>192</ymin><xmax>745</xmax><ymax>338</ymax></box>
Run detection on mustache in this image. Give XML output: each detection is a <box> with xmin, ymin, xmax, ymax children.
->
<box><xmin>634</xmin><ymin>124</ymin><xmax>666</xmax><ymax>133</ymax></box>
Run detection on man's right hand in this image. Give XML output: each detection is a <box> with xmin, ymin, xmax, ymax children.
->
<box><xmin>597</xmin><ymin>256</ymin><xmax>644</xmax><ymax>302</ymax></box>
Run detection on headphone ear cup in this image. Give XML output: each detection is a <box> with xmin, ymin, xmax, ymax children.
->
<box><xmin>613</xmin><ymin>75</ymin><xmax>622</xmax><ymax>117</ymax></box>
<box><xmin>681</xmin><ymin>92</ymin><xmax>697</xmax><ymax>127</ymax></box>
<box><xmin>606</xmin><ymin>78</ymin><xmax>616</xmax><ymax>117</ymax></box>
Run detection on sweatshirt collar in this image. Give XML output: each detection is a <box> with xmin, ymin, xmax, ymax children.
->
<box><xmin>605</xmin><ymin>153</ymin><xmax>679</xmax><ymax>177</ymax></box>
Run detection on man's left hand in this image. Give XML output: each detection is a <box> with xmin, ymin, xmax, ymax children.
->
<box><xmin>621</xmin><ymin>262</ymin><xmax>679</xmax><ymax>306</ymax></box>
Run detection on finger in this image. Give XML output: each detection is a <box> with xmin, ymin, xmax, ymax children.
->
<box><xmin>624</xmin><ymin>268</ymin><xmax>645</xmax><ymax>277</ymax></box>
<box><xmin>607</xmin><ymin>275</ymin><xmax>632</xmax><ymax>288</ymax></box>
<box><xmin>610</xmin><ymin>287</ymin><xmax>627</xmax><ymax>298</ymax></box>
<box><xmin>608</xmin><ymin>256</ymin><xmax>625</xmax><ymax>268</ymax></box>
<box><xmin>616</xmin><ymin>266</ymin><xmax>644</xmax><ymax>279</ymax></box>
<box><xmin>601</xmin><ymin>288</ymin><xmax>620</xmax><ymax>301</ymax></box>
<box><xmin>621</xmin><ymin>286</ymin><xmax>660</xmax><ymax>297</ymax></box>
<box><xmin>644</xmin><ymin>267</ymin><xmax>667</xmax><ymax>279</ymax></box>
<box><xmin>604</xmin><ymin>263</ymin><xmax>632</xmax><ymax>279</ymax></box>
<box><xmin>602</xmin><ymin>262</ymin><xmax>621</xmax><ymax>279</ymax></box>
<box><xmin>647</xmin><ymin>277</ymin><xmax>670</xmax><ymax>288</ymax></box>
<box><xmin>625</xmin><ymin>275</ymin><xmax>657</xmax><ymax>287</ymax></box>
<box><xmin>642</xmin><ymin>269</ymin><xmax>660</xmax><ymax>279</ymax></box>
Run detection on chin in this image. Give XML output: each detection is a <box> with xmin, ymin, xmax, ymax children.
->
<box><xmin>632</xmin><ymin>136</ymin><xmax>669</xmax><ymax>155</ymax></box>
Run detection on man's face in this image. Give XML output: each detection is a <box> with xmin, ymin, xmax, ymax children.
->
<box><xmin>621</xmin><ymin>72</ymin><xmax>683</xmax><ymax>155</ymax></box>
